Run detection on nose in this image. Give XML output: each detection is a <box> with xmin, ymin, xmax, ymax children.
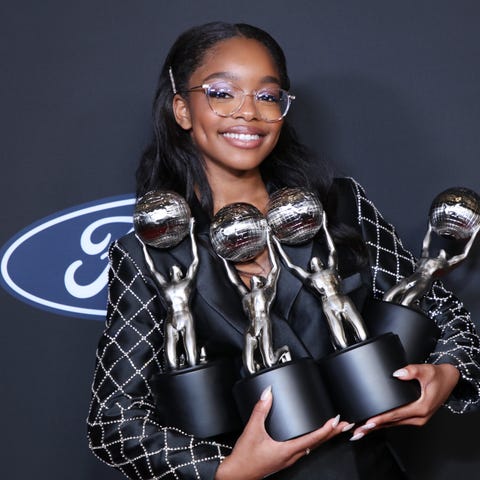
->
<box><xmin>232</xmin><ymin>93</ymin><xmax>259</xmax><ymax>121</ymax></box>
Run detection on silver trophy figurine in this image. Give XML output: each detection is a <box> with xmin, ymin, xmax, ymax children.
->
<box><xmin>384</xmin><ymin>187</ymin><xmax>480</xmax><ymax>306</ymax></box>
<box><xmin>366</xmin><ymin>187</ymin><xmax>480</xmax><ymax>365</ymax></box>
<box><xmin>267</xmin><ymin>187</ymin><xmax>419</xmax><ymax>424</ymax></box>
<box><xmin>139</xmin><ymin>219</ymin><xmax>199</xmax><ymax>368</ymax></box>
<box><xmin>221</xmin><ymin>234</ymin><xmax>291</xmax><ymax>374</ymax></box>
<box><xmin>134</xmin><ymin>190</ymin><xmax>240</xmax><ymax>438</ymax></box>
<box><xmin>270</xmin><ymin>190</ymin><xmax>368</xmax><ymax>349</ymax></box>
<box><xmin>210</xmin><ymin>202</ymin><xmax>291</xmax><ymax>374</ymax></box>
<box><xmin>210</xmin><ymin>201</ymin><xmax>335</xmax><ymax>441</ymax></box>
<box><xmin>134</xmin><ymin>190</ymin><xmax>199</xmax><ymax>369</ymax></box>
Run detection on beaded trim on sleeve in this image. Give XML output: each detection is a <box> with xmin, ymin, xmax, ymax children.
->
<box><xmin>87</xmin><ymin>240</ymin><xmax>232</xmax><ymax>479</ymax></box>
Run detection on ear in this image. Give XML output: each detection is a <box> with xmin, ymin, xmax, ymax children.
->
<box><xmin>173</xmin><ymin>95</ymin><xmax>192</xmax><ymax>130</ymax></box>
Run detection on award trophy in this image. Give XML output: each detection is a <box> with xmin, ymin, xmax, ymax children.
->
<box><xmin>363</xmin><ymin>187</ymin><xmax>480</xmax><ymax>364</ymax></box>
<box><xmin>210</xmin><ymin>202</ymin><xmax>335</xmax><ymax>441</ymax></box>
<box><xmin>268</xmin><ymin>187</ymin><xmax>420</xmax><ymax>423</ymax></box>
<box><xmin>134</xmin><ymin>190</ymin><xmax>240</xmax><ymax>438</ymax></box>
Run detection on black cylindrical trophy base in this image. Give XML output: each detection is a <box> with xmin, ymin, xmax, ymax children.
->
<box><xmin>362</xmin><ymin>298</ymin><xmax>440</xmax><ymax>364</ymax></box>
<box><xmin>233</xmin><ymin>358</ymin><xmax>335</xmax><ymax>441</ymax></box>
<box><xmin>319</xmin><ymin>333</ymin><xmax>420</xmax><ymax>423</ymax></box>
<box><xmin>151</xmin><ymin>358</ymin><xmax>241</xmax><ymax>438</ymax></box>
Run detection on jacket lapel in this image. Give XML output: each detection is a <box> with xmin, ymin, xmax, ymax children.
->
<box><xmin>274</xmin><ymin>241</ymin><xmax>314</xmax><ymax>317</ymax></box>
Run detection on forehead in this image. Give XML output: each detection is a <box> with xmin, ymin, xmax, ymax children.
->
<box><xmin>191</xmin><ymin>37</ymin><xmax>280</xmax><ymax>84</ymax></box>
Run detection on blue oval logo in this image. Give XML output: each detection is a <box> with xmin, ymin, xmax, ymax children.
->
<box><xmin>0</xmin><ymin>194</ymin><xmax>135</xmax><ymax>320</ymax></box>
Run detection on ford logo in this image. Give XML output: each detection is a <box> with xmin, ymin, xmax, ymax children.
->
<box><xmin>0</xmin><ymin>195</ymin><xmax>135</xmax><ymax>320</ymax></box>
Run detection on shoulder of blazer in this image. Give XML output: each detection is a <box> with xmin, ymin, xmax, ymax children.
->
<box><xmin>327</xmin><ymin>176</ymin><xmax>362</xmax><ymax>231</ymax></box>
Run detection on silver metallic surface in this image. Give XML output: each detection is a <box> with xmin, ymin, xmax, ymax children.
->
<box><xmin>210</xmin><ymin>203</ymin><xmax>268</xmax><ymax>262</ymax></box>
<box><xmin>384</xmin><ymin>187</ymin><xmax>480</xmax><ymax>307</ymax></box>
<box><xmin>134</xmin><ymin>190</ymin><xmax>199</xmax><ymax>370</ymax></box>
<box><xmin>133</xmin><ymin>190</ymin><xmax>191</xmax><ymax>248</ymax></box>
<box><xmin>220</xmin><ymin>234</ymin><xmax>291</xmax><ymax>374</ymax></box>
<box><xmin>274</xmin><ymin>211</ymin><xmax>368</xmax><ymax>350</ymax></box>
<box><xmin>267</xmin><ymin>188</ymin><xmax>323</xmax><ymax>245</ymax></box>
<box><xmin>429</xmin><ymin>187</ymin><xmax>480</xmax><ymax>240</ymax></box>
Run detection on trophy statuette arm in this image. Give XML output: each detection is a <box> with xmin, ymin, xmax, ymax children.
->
<box><xmin>446</xmin><ymin>225</ymin><xmax>480</xmax><ymax>266</ymax></box>
<box><xmin>322</xmin><ymin>211</ymin><xmax>338</xmax><ymax>270</ymax></box>
<box><xmin>272</xmin><ymin>236</ymin><xmax>309</xmax><ymax>281</ymax></box>
<box><xmin>222</xmin><ymin>256</ymin><xmax>249</xmax><ymax>296</ymax></box>
<box><xmin>186</xmin><ymin>218</ymin><xmax>200</xmax><ymax>280</ymax></box>
<box><xmin>263</xmin><ymin>233</ymin><xmax>280</xmax><ymax>294</ymax></box>
<box><xmin>421</xmin><ymin>223</ymin><xmax>433</xmax><ymax>258</ymax></box>
<box><xmin>136</xmin><ymin>235</ymin><xmax>168</xmax><ymax>287</ymax></box>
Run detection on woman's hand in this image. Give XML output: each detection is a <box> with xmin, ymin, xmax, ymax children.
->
<box><xmin>350</xmin><ymin>363</ymin><xmax>460</xmax><ymax>441</ymax></box>
<box><xmin>215</xmin><ymin>386</ymin><xmax>351</xmax><ymax>480</ymax></box>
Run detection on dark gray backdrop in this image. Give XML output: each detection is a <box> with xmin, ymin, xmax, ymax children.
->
<box><xmin>1</xmin><ymin>1</ymin><xmax>479</xmax><ymax>479</ymax></box>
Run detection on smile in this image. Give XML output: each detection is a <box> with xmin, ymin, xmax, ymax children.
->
<box><xmin>222</xmin><ymin>132</ymin><xmax>261</xmax><ymax>141</ymax></box>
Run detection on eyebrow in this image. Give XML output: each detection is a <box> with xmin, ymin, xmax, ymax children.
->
<box><xmin>201</xmin><ymin>71</ymin><xmax>281</xmax><ymax>85</ymax></box>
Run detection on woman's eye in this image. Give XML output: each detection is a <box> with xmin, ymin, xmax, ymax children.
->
<box><xmin>257</xmin><ymin>90</ymin><xmax>281</xmax><ymax>103</ymax></box>
<box><xmin>207</xmin><ymin>84</ymin><xmax>236</xmax><ymax>100</ymax></box>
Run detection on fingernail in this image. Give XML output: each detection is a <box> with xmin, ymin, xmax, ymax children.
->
<box><xmin>393</xmin><ymin>368</ymin><xmax>408</xmax><ymax>378</ymax></box>
<box><xmin>342</xmin><ymin>422</ymin><xmax>355</xmax><ymax>432</ymax></box>
<box><xmin>260</xmin><ymin>385</ymin><xmax>272</xmax><ymax>401</ymax></box>
<box><xmin>350</xmin><ymin>432</ymin><xmax>365</xmax><ymax>441</ymax></box>
<box><xmin>362</xmin><ymin>422</ymin><xmax>376</xmax><ymax>430</ymax></box>
<box><xmin>332</xmin><ymin>414</ymin><xmax>340</xmax><ymax>428</ymax></box>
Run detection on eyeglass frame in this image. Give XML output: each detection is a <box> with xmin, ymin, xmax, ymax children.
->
<box><xmin>181</xmin><ymin>82</ymin><xmax>296</xmax><ymax>123</ymax></box>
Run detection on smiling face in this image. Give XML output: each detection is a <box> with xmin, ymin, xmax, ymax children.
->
<box><xmin>173</xmin><ymin>36</ymin><xmax>284</xmax><ymax>181</ymax></box>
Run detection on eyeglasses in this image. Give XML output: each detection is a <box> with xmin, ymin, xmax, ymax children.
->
<box><xmin>185</xmin><ymin>81</ymin><xmax>295</xmax><ymax>123</ymax></box>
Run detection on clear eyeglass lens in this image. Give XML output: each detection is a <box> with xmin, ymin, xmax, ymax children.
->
<box><xmin>205</xmin><ymin>82</ymin><xmax>291</xmax><ymax>122</ymax></box>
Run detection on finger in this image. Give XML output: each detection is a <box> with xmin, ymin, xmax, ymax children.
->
<box><xmin>285</xmin><ymin>415</ymin><xmax>342</xmax><ymax>452</ymax></box>
<box><xmin>352</xmin><ymin>396</ymin><xmax>435</xmax><ymax>438</ymax></box>
<box><xmin>245</xmin><ymin>385</ymin><xmax>273</xmax><ymax>431</ymax></box>
<box><xmin>355</xmin><ymin>409</ymin><xmax>412</xmax><ymax>433</ymax></box>
<box><xmin>372</xmin><ymin>415</ymin><xmax>429</xmax><ymax>428</ymax></box>
<box><xmin>367</xmin><ymin>405</ymin><xmax>416</xmax><ymax>427</ymax></box>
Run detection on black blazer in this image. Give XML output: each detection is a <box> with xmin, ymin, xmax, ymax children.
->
<box><xmin>87</xmin><ymin>178</ymin><xmax>480</xmax><ymax>480</ymax></box>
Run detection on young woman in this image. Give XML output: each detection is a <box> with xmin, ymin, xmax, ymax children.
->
<box><xmin>87</xmin><ymin>22</ymin><xmax>480</xmax><ymax>480</ymax></box>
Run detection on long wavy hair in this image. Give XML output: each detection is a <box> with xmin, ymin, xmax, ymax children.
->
<box><xmin>136</xmin><ymin>21</ymin><xmax>366</xmax><ymax>265</ymax></box>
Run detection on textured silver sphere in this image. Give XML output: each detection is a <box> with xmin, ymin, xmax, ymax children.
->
<box><xmin>133</xmin><ymin>190</ymin><xmax>191</xmax><ymax>248</ymax></box>
<box><xmin>429</xmin><ymin>187</ymin><xmax>480</xmax><ymax>240</ymax></box>
<box><xmin>266</xmin><ymin>188</ymin><xmax>323</xmax><ymax>245</ymax></box>
<box><xmin>210</xmin><ymin>203</ymin><xmax>268</xmax><ymax>262</ymax></box>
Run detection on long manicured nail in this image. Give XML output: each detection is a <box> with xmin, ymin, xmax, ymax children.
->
<box><xmin>362</xmin><ymin>422</ymin><xmax>376</xmax><ymax>430</ymax></box>
<box><xmin>393</xmin><ymin>368</ymin><xmax>408</xmax><ymax>378</ymax></box>
<box><xmin>350</xmin><ymin>432</ymin><xmax>365</xmax><ymax>441</ymax></box>
<box><xmin>342</xmin><ymin>422</ymin><xmax>355</xmax><ymax>432</ymax></box>
<box><xmin>332</xmin><ymin>414</ymin><xmax>340</xmax><ymax>428</ymax></box>
<box><xmin>260</xmin><ymin>385</ymin><xmax>272</xmax><ymax>401</ymax></box>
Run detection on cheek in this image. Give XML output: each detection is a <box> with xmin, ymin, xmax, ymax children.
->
<box><xmin>268</xmin><ymin>124</ymin><xmax>283</xmax><ymax>147</ymax></box>
<box><xmin>189</xmin><ymin>108</ymin><xmax>220</xmax><ymax>137</ymax></box>
<box><xmin>189</xmin><ymin>121</ymin><xmax>216</xmax><ymax>148</ymax></box>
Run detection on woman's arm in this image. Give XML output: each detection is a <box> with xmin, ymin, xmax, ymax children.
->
<box><xmin>87</xmin><ymin>238</ymin><xmax>231</xmax><ymax>480</ymax></box>
<box><xmin>343</xmin><ymin>178</ymin><xmax>480</xmax><ymax>438</ymax></box>
<box><xmin>215</xmin><ymin>388</ymin><xmax>347</xmax><ymax>480</ymax></box>
<box><xmin>349</xmin><ymin>178</ymin><xmax>480</xmax><ymax>413</ymax></box>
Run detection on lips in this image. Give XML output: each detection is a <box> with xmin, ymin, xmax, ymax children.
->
<box><xmin>220</xmin><ymin>125</ymin><xmax>266</xmax><ymax>148</ymax></box>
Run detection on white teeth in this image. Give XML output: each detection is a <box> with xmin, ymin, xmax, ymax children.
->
<box><xmin>223</xmin><ymin>132</ymin><xmax>260</xmax><ymax>141</ymax></box>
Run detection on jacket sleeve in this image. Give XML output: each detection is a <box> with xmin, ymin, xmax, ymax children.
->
<box><xmin>87</xmin><ymin>238</ymin><xmax>231</xmax><ymax>480</ymax></box>
<box><xmin>346</xmin><ymin>177</ymin><xmax>480</xmax><ymax>414</ymax></box>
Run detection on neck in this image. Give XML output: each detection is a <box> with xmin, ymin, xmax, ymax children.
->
<box><xmin>207</xmin><ymin>168</ymin><xmax>270</xmax><ymax>214</ymax></box>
